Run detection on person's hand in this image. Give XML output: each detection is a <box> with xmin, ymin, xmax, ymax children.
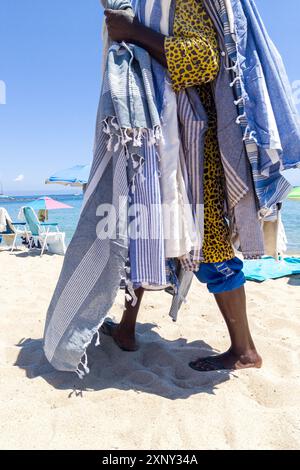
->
<box><xmin>104</xmin><ymin>9</ymin><xmax>137</xmax><ymax>43</ymax></box>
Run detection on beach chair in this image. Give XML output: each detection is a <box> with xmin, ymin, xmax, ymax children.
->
<box><xmin>0</xmin><ymin>207</ymin><xmax>30</xmax><ymax>252</ymax></box>
<box><xmin>22</xmin><ymin>206</ymin><xmax>66</xmax><ymax>256</ymax></box>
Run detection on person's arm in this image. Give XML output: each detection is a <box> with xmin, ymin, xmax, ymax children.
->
<box><xmin>104</xmin><ymin>9</ymin><xmax>168</xmax><ymax>67</ymax></box>
<box><xmin>104</xmin><ymin>8</ymin><xmax>220</xmax><ymax>91</ymax></box>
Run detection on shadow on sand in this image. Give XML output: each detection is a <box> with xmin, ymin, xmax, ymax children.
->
<box><xmin>287</xmin><ymin>274</ymin><xmax>300</xmax><ymax>286</ymax></box>
<box><xmin>15</xmin><ymin>323</ymin><xmax>232</xmax><ymax>400</ymax></box>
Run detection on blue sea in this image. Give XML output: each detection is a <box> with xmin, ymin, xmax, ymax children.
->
<box><xmin>0</xmin><ymin>193</ymin><xmax>299</xmax><ymax>253</ymax></box>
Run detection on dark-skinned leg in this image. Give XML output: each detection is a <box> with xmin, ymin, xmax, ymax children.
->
<box><xmin>190</xmin><ymin>285</ymin><xmax>262</xmax><ymax>371</ymax></box>
<box><xmin>101</xmin><ymin>287</ymin><xmax>144</xmax><ymax>351</ymax></box>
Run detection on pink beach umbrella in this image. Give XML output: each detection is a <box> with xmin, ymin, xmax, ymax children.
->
<box><xmin>28</xmin><ymin>196</ymin><xmax>73</xmax><ymax>211</ymax></box>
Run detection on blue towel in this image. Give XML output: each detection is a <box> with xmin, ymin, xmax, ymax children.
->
<box><xmin>243</xmin><ymin>257</ymin><xmax>300</xmax><ymax>281</ymax></box>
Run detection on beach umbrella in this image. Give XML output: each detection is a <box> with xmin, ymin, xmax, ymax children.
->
<box><xmin>45</xmin><ymin>164</ymin><xmax>91</xmax><ymax>188</ymax></box>
<box><xmin>288</xmin><ymin>186</ymin><xmax>300</xmax><ymax>200</ymax></box>
<box><xmin>28</xmin><ymin>196</ymin><xmax>73</xmax><ymax>211</ymax></box>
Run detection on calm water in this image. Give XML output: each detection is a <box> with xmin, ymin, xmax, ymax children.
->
<box><xmin>0</xmin><ymin>194</ymin><xmax>83</xmax><ymax>244</ymax></box>
<box><xmin>0</xmin><ymin>193</ymin><xmax>299</xmax><ymax>252</ymax></box>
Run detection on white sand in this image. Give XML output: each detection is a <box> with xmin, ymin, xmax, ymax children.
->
<box><xmin>0</xmin><ymin>249</ymin><xmax>300</xmax><ymax>450</ymax></box>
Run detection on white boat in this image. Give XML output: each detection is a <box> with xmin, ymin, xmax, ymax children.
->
<box><xmin>0</xmin><ymin>181</ymin><xmax>11</xmax><ymax>199</ymax></box>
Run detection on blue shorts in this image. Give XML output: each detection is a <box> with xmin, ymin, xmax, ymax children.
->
<box><xmin>194</xmin><ymin>257</ymin><xmax>246</xmax><ymax>294</ymax></box>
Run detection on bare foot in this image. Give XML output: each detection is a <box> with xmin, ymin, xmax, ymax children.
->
<box><xmin>100</xmin><ymin>319</ymin><xmax>139</xmax><ymax>352</ymax></box>
<box><xmin>189</xmin><ymin>348</ymin><xmax>262</xmax><ymax>372</ymax></box>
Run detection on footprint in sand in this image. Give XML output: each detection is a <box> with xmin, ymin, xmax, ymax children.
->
<box><xmin>127</xmin><ymin>370</ymin><xmax>157</xmax><ymax>386</ymax></box>
<box><xmin>141</xmin><ymin>346</ymin><xmax>176</xmax><ymax>368</ymax></box>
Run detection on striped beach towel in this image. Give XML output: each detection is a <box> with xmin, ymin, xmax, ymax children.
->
<box><xmin>43</xmin><ymin>0</ymin><xmax>167</xmax><ymax>375</ymax></box>
<box><xmin>213</xmin><ymin>0</ymin><xmax>292</xmax><ymax>215</ymax></box>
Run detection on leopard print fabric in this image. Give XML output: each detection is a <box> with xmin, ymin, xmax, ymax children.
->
<box><xmin>165</xmin><ymin>0</ymin><xmax>234</xmax><ymax>263</ymax></box>
<box><xmin>165</xmin><ymin>0</ymin><xmax>220</xmax><ymax>92</ymax></box>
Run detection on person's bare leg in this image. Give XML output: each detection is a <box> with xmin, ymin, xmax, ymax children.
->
<box><xmin>102</xmin><ymin>287</ymin><xmax>144</xmax><ymax>351</ymax></box>
<box><xmin>190</xmin><ymin>286</ymin><xmax>262</xmax><ymax>371</ymax></box>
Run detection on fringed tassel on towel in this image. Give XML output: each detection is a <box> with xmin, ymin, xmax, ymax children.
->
<box><xmin>110</xmin><ymin>116</ymin><xmax>119</xmax><ymax>130</ymax></box>
<box><xmin>120</xmin><ymin>128</ymin><xmax>132</xmax><ymax>146</ymax></box>
<box><xmin>102</xmin><ymin>118</ymin><xmax>162</xmax><ymax>156</ymax></box>
<box><xmin>235</xmin><ymin>113</ymin><xmax>246</xmax><ymax>125</ymax></box>
<box><xmin>230</xmin><ymin>76</ymin><xmax>241</xmax><ymax>87</ymax></box>
<box><xmin>75</xmin><ymin>352</ymin><xmax>90</xmax><ymax>379</ymax></box>
<box><xmin>107</xmin><ymin>134</ymin><xmax>113</xmax><ymax>151</ymax></box>
<box><xmin>234</xmin><ymin>97</ymin><xmax>244</xmax><ymax>106</ymax></box>
<box><xmin>113</xmin><ymin>135</ymin><xmax>121</xmax><ymax>152</ymax></box>
<box><xmin>125</xmin><ymin>279</ymin><xmax>138</xmax><ymax>307</ymax></box>
<box><xmin>102</xmin><ymin>114</ymin><xmax>163</xmax><ymax>198</ymax></box>
<box><xmin>225</xmin><ymin>62</ymin><xmax>238</xmax><ymax>72</ymax></box>
<box><xmin>95</xmin><ymin>329</ymin><xmax>101</xmax><ymax>347</ymax></box>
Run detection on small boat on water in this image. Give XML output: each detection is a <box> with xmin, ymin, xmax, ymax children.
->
<box><xmin>0</xmin><ymin>181</ymin><xmax>13</xmax><ymax>200</ymax></box>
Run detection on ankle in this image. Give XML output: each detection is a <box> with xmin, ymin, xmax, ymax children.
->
<box><xmin>229</xmin><ymin>345</ymin><xmax>258</xmax><ymax>358</ymax></box>
<box><xmin>118</xmin><ymin>322</ymin><xmax>136</xmax><ymax>336</ymax></box>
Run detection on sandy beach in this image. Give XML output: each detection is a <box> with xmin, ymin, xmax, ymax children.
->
<box><xmin>0</xmin><ymin>248</ymin><xmax>300</xmax><ymax>450</ymax></box>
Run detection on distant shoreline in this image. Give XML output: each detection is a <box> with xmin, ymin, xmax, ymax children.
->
<box><xmin>1</xmin><ymin>194</ymin><xmax>299</xmax><ymax>253</ymax></box>
<box><xmin>2</xmin><ymin>191</ymin><xmax>82</xmax><ymax>197</ymax></box>
<box><xmin>0</xmin><ymin>193</ymin><xmax>83</xmax><ymax>201</ymax></box>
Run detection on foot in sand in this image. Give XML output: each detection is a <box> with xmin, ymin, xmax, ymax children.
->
<box><xmin>101</xmin><ymin>319</ymin><xmax>139</xmax><ymax>352</ymax></box>
<box><xmin>189</xmin><ymin>348</ymin><xmax>262</xmax><ymax>372</ymax></box>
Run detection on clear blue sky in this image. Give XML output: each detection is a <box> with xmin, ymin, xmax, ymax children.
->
<box><xmin>1</xmin><ymin>0</ymin><xmax>300</xmax><ymax>193</ymax></box>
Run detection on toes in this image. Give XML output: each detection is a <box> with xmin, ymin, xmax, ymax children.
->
<box><xmin>189</xmin><ymin>359</ymin><xmax>217</xmax><ymax>372</ymax></box>
<box><xmin>189</xmin><ymin>356</ymin><xmax>227</xmax><ymax>372</ymax></box>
